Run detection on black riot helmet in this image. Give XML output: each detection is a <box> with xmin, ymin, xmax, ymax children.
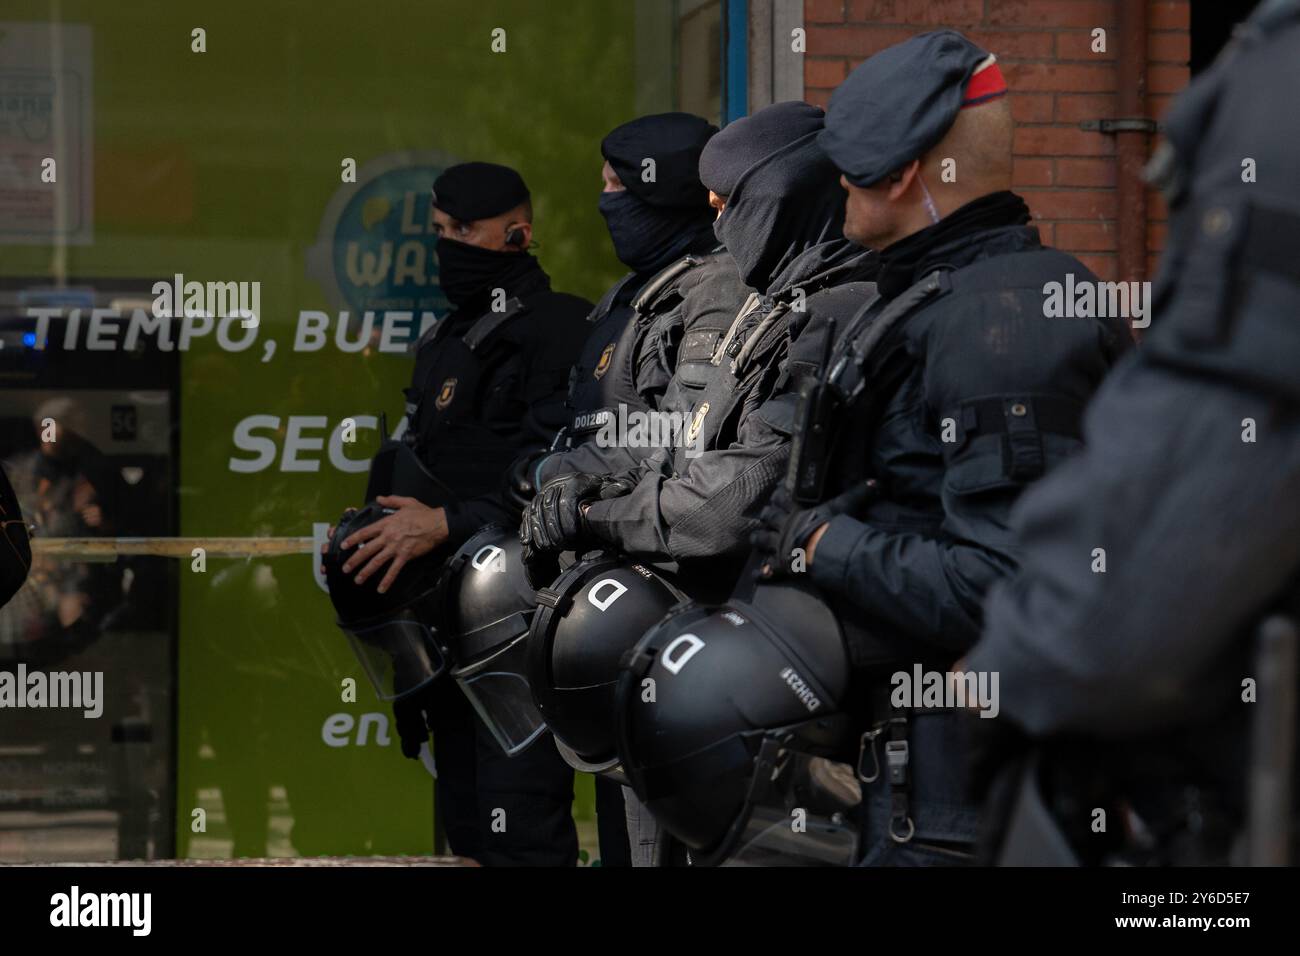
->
<box><xmin>325</xmin><ymin>502</ymin><xmax>448</xmax><ymax>702</ymax></box>
<box><xmin>438</xmin><ymin>525</ymin><xmax>548</xmax><ymax>756</ymax></box>
<box><xmin>614</xmin><ymin>580</ymin><xmax>862</xmax><ymax>866</ymax></box>
<box><xmin>527</xmin><ymin>553</ymin><xmax>687</xmax><ymax>773</ymax></box>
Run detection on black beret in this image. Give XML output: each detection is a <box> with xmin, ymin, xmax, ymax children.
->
<box><xmin>601</xmin><ymin>112</ymin><xmax>718</xmax><ymax>209</ymax></box>
<box><xmin>699</xmin><ymin>100</ymin><xmax>825</xmax><ymax>197</ymax></box>
<box><xmin>819</xmin><ymin>30</ymin><xmax>1005</xmax><ymax>187</ymax></box>
<box><xmin>431</xmin><ymin>162</ymin><xmax>530</xmax><ymax>222</ymax></box>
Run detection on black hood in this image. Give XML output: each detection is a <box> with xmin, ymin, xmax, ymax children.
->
<box><xmin>699</xmin><ymin>101</ymin><xmax>825</xmax><ymax>198</ymax></box>
<box><xmin>601</xmin><ymin>112</ymin><xmax>717</xmax><ymax>209</ymax></box>
<box><xmin>600</xmin><ymin>112</ymin><xmax>717</xmax><ymax>273</ymax></box>
<box><xmin>767</xmin><ymin>236</ymin><xmax>875</xmax><ymax>300</ymax></box>
<box><xmin>778</xmin><ymin>239</ymin><xmax>878</xmax><ymax>348</ymax></box>
<box><xmin>714</xmin><ymin>131</ymin><xmax>847</xmax><ymax>294</ymax></box>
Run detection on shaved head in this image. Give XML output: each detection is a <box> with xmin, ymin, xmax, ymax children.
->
<box><xmin>841</xmin><ymin>96</ymin><xmax>1016</xmax><ymax>250</ymax></box>
<box><xmin>923</xmin><ymin>96</ymin><xmax>1014</xmax><ymax>202</ymax></box>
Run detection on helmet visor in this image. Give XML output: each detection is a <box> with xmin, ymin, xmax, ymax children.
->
<box><xmin>453</xmin><ymin>634</ymin><xmax>546</xmax><ymax>756</ymax></box>
<box><xmin>342</xmin><ymin>616</ymin><xmax>446</xmax><ymax>701</ymax></box>
<box><xmin>721</xmin><ymin>739</ymin><xmax>862</xmax><ymax>867</ymax></box>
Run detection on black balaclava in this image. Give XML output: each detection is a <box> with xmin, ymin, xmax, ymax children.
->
<box><xmin>713</xmin><ymin>130</ymin><xmax>847</xmax><ymax>294</ymax></box>
<box><xmin>699</xmin><ymin>100</ymin><xmax>826</xmax><ymax>199</ymax></box>
<box><xmin>432</xmin><ymin>161</ymin><xmax>542</xmax><ymax>311</ymax></box>
<box><xmin>435</xmin><ymin>238</ymin><xmax>540</xmax><ymax>310</ymax></box>
<box><xmin>599</xmin><ymin>112</ymin><xmax>718</xmax><ymax>275</ymax></box>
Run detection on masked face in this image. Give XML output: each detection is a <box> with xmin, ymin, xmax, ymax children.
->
<box><xmin>435</xmin><ymin>238</ymin><xmax>528</xmax><ymax>308</ymax></box>
<box><xmin>711</xmin><ymin>134</ymin><xmax>846</xmax><ymax>292</ymax></box>
<box><xmin>599</xmin><ymin>190</ymin><xmax>710</xmax><ymax>275</ymax></box>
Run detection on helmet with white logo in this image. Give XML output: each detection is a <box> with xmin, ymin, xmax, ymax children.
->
<box><xmin>613</xmin><ymin>580</ymin><xmax>861</xmax><ymax>866</ymax></box>
<box><xmin>325</xmin><ymin>502</ymin><xmax>450</xmax><ymax>702</ymax></box>
<box><xmin>527</xmin><ymin>553</ymin><xmax>687</xmax><ymax>773</ymax></box>
<box><xmin>438</xmin><ymin>525</ymin><xmax>547</xmax><ymax>755</ymax></box>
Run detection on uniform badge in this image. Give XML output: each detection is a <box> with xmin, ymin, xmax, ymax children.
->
<box><xmin>593</xmin><ymin>342</ymin><xmax>616</xmax><ymax>380</ymax></box>
<box><xmin>435</xmin><ymin>377</ymin><xmax>457</xmax><ymax>410</ymax></box>
<box><xmin>687</xmin><ymin>402</ymin><xmax>710</xmax><ymax>445</ymax></box>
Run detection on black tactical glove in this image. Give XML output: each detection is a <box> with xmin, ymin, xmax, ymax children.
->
<box><xmin>751</xmin><ymin>480</ymin><xmax>877</xmax><ymax>580</ymax></box>
<box><xmin>502</xmin><ymin>448</ymin><xmax>551</xmax><ymax>517</ymax></box>
<box><xmin>391</xmin><ymin>683</ymin><xmax>437</xmax><ymax>760</ymax></box>
<box><xmin>520</xmin><ymin>473</ymin><xmax>607</xmax><ymax>555</ymax></box>
<box><xmin>521</xmin><ymin>472</ymin><xmax>636</xmax><ymax>554</ymax></box>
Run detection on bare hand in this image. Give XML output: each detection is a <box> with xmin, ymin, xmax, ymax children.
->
<box><xmin>341</xmin><ymin>496</ymin><xmax>448</xmax><ymax>593</ymax></box>
<box><xmin>319</xmin><ymin>508</ymin><xmax>357</xmax><ymax>576</ymax></box>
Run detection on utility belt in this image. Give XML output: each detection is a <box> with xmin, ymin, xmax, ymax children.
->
<box><xmin>854</xmin><ymin>681</ymin><xmax>959</xmax><ymax>846</ymax></box>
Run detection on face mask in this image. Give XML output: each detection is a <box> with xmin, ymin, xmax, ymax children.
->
<box><xmin>435</xmin><ymin>238</ymin><xmax>530</xmax><ymax>308</ymax></box>
<box><xmin>599</xmin><ymin>190</ymin><xmax>710</xmax><ymax>275</ymax></box>
<box><xmin>711</xmin><ymin>136</ymin><xmax>845</xmax><ymax>292</ymax></box>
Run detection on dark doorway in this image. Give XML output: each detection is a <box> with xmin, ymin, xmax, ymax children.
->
<box><xmin>1190</xmin><ymin>0</ymin><xmax>1264</xmax><ymax>74</ymax></box>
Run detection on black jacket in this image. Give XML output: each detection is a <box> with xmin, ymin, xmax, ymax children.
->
<box><xmin>966</xmin><ymin>3</ymin><xmax>1300</xmax><ymax>848</ymax></box>
<box><xmin>404</xmin><ymin>265</ymin><xmax>590</xmax><ymax>547</ymax></box>
<box><xmin>536</xmin><ymin>247</ymin><xmax>752</xmax><ymax>484</ymax></box>
<box><xmin>807</xmin><ymin>215</ymin><xmax>1131</xmax><ymax>665</ymax></box>
<box><xmin>584</xmin><ymin>241</ymin><xmax>878</xmax><ymax>571</ymax></box>
<box><xmin>785</xmin><ymin>202</ymin><xmax>1130</xmax><ymax>858</ymax></box>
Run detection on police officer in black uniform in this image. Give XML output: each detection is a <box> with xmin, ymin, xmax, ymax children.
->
<box><xmin>522</xmin><ymin>102</ymin><xmax>876</xmax><ymax>602</ymax></box>
<box><xmin>751</xmin><ymin>32</ymin><xmax>1131</xmax><ymax>865</ymax></box>
<box><xmin>501</xmin><ymin>112</ymin><xmax>736</xmax><ymax>866</ymax></box>
<box><xmin>334</xmin><ymin>161</ymin><xmax>591</xmax><ymax>866</ymax></box>
<box><xmin>513</xmin><ymin>112</ymin><xmax>744</xmax><ymax>496</ymax></box>
<box><xmin>966</xmin><ymin>0</ymin><xmax>1300</xmax><ymax>866</ymax></box>
<box><xmin>522</xmin><ymin>102</ymin><xmax>879</xmax><ymax>865</ymax></box>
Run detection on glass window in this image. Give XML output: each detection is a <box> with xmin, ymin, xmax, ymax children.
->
<box><xmin>0</xmin><ymin>0</ymin><xmax>724</xmax><ymax>863</ymax></box>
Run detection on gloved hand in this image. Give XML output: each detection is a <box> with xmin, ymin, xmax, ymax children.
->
<box><xmin>594</xmin><ymin>474</ymin><xmax>636</xmax><ymax>501</ymax></box>
<box><xmin>521</xmin><ymin>473</ymin><xmax>607</xmax><ymax>555</ymax></box>
<box><xmin>502</xmin><ymin>448</ymin><xmax>551</xmax><ymax>517</ymax></box>
<box><xmin>520</xmin><ymin>473</ymin><xmax>635</xmax><ymax>585</ymax></box>
<box><xmin>391</xmin><ymin>683</ymin><xmax>437</xmax><ymax>760</ymax></box>
<box><xmin>751</xmin><ymin>480</ymin><xmax>877</xmax><ymax>580</ymax></box>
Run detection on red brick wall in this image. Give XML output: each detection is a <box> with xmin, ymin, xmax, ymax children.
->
<box><xmin>803</xmin><ymin>0</ymin><xmax>1191</xmax><ymax>280</ymax></box>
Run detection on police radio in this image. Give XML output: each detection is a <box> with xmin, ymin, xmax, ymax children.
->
<box><xmin>786</xmin><ymin>319</ymin><xmax>843</xmax><ymax>505</ymax></box>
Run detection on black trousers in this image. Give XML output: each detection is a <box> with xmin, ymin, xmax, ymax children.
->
<box><xmin>596</xmin><ymin>775</ymin><xmax>631</xmax><ymax>867</ymax></box>
<box><xmin>427</xmin><ymin>678</ymin><xmax>580</xmax><ymax>866</ymax></box>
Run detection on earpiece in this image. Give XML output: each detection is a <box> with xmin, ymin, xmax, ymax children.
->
<box><xmin>505</xmin><ymin>225</ymin><xmax>527</xmax><ymax>248</ymax></box>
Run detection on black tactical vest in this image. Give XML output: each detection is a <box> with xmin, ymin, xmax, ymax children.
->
<box><xmin>403</xmin><ymin>295</ymin><xmax>541</xmax><ymax>498</ymax></box>
<box><xmin>559</xmin><ymin>254</ymin><xmax>719</xmax><ymax>450</ymax></box>
<box><xmin>660</xmin><ymin>292</ymin><xmax>790</xmax><ymax>474</ymax></box>
<box><xmin>564</xmin><ymin>273</ymin><xmax>643</xmax><ymax>443</ymax></box>
<box><xmin>812</xmin><ymin>248</ymin><xmax>1109</xmax><ymax>671</ymax></box>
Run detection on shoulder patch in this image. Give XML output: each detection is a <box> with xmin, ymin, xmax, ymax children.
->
<box><xmin>435</xmin><ymin>377</ymin><xmax>457</xmax><ymax>410</ymax></box>
<box><xmin>593</xmin><ymin>342</ymin><xmax>616</xmax><ymax>379</ymax></box>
